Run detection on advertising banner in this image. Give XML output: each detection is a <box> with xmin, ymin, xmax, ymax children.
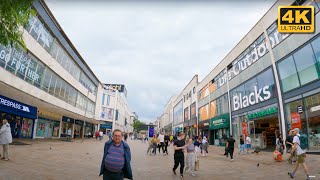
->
<box><xmin>173</xmin><ymin>100</ymin><xmax>183</xmax><ymax>126</ymax></box>
<box><xmin>291</xmin><ymin>112</ymin><xmax>302</xmax><ymax>129</ymax></box>
<box><xmin>242</xmin><ymin>122</ymin><xmax>248</xmax><ymax>136</ymax></box>
<box><xmin>149</xmin><ymin>126</ymin><xmax>154</xmax><ymax>138</ymax></box>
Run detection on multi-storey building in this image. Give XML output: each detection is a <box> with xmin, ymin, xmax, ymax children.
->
<box><xmin>159</xmin><ymin>0</ymin><xmax>320</xmax><ymax>152</ymax></box>
<box><xmin>172</xmin><ymin>75</ymin><xmax>199</xmax><ymax>137</ymax></box>
<box><xmin>159</xmin><ymin>95</ymin><xmax>177</xmax><ymax>134</ymax></box>
<box><xmin>97</xmin><ymin>84</ymin><xmax>134</xmax><ymax>134</ymax></box>
<box><xmin>0</xmin><ymin>0</ymin><xmax>102</xmax><ymax>139</ymax></box>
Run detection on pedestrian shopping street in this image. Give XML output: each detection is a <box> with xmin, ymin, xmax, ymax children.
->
<box><xmin>0</xmin><ymin>138</ymin><xmax>319</xmax><ymax>180</ymax></box>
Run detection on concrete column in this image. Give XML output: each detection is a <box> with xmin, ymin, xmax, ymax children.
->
<box><xmin>263</xmin><ymin>28</ymin><xmax>287</xmax><ymax>141</ymax></box>
<box><xmin>33</xmin><ymin>119</ymin><xmax>37</xmax><ymax>139</ymax></box>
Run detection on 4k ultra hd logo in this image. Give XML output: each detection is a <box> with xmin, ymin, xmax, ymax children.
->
<box><xmin>278</xmin><ymin>6</ymin><xmax>314</xmax><ymax>33</ymax></box>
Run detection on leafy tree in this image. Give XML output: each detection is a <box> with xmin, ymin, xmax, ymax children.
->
<box><xmin>0</xmin><ymin>0</ymin><xmax>35</xmax><ymax>48</ymax></box>
<box><xmin>132</xmin><ymin>120</ymin><xmax>146</xmax><ymax>133</ymax></box>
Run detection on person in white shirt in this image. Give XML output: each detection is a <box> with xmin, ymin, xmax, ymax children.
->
<box><xmin>99</xmin><ymin>131</ymin><xmax>103</xmax><ymax>141</ymax></box>
<box><xmin>246</xmin><ymin>135</ymin><xmax>252</xmax><ymax>153</ymax></box>
<box><xmin>288</xmin><ymin>128</ymin><xmax>310</xmax><ymax>180</ymax></box>
<box><xmin>67</xmin><ymin>128</ymin><xmax>72</xmax><ymax>142</ymax></box>
<box><xmin>158</xmin><ymin>132</ymin><xmax>165</xmax><ymax>155</ymax></box>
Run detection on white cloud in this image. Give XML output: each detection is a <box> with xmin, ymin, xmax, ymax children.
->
<box><xmin>45</xmin><ymin>0</ymin><xmax>275</xmax><ymax>122</ymax></box>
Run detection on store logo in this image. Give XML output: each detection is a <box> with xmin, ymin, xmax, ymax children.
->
<box><xmin>278</xmin><ymin>6</ymin><xmax>314</xmax><ymax>33</ymax></box>
<box><xmin>0</xmin><ymin>97</ymin><xmax>30</xmax><ymax>112</ymax></box>
<box><xmin>233</xmin><ymin>85</ymin><xmax>271</xmax><ymax>111</ymax></box>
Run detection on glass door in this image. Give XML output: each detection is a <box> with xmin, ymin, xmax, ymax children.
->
<box><xmin>7</xmin><ymin>114</ymin><xmax>21</xmax><ymax>138</ymax></box>
<box><xmin>249</xmin><ymin>121</ymin><xmax>256</xmax><ymax>148</ymax></box>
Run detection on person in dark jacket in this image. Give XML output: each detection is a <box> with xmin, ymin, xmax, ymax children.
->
<box><xmin>164</xmin><ymin>133</ymin><xmax>170</xmax><ymax>155</ymax></box>
<box><xmin>99</xmin><ymin>129</ymin><xmax>133</xmax><ymax>180</ymax></box>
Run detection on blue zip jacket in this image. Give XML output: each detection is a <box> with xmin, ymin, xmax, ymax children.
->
<box><xmin>99</xmin><ymin>140</ymin><xmax>133</xmax><ymax>179</ymax></box>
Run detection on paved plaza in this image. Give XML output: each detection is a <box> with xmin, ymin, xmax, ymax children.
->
<box><xmin>0</xmin><ymin>138</ymin><xmax>319</xmax><ymax>180</ymax></box>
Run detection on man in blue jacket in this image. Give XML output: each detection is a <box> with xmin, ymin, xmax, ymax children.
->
<box><xmin>99</xmin><ymin>129</ymin><xmax>133</xmax><ymax>180</ymax></box>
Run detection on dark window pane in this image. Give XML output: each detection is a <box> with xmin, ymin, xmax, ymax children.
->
<box><xmin>41</xmin><ymin>69</ymin><xmax>52</xmax><ymax>92</ymax></box>
<box><xmin>49</xmin><ymin>74</ymin><xmax>57</xmax><ymax>95</ymax></box>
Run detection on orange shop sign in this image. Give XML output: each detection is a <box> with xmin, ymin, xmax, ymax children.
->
<box><xmin>291</xmin><ymin>112</ymin><xmax>301</xmax><ymax>129</ymax></box>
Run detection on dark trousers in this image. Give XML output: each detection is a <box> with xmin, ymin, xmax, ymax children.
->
<box><xmin>173</xmin><ymin>154</ymin><xmax>185</xmax><ymax>175</ymax></box>
<box><xmin>164</xmin><ymin>142</ymin><xmax>168</xmax><ymax>154</ymax></box>
<box><xmin>160</xmin><ymin>142</ymin><xmax>165</xmax><ymax>153</ymax></box>
<box><xmin>153</xmin><ymin>144</ymin><xmax>157</xmax><ymax>154</ymax></box>
<box><xmin>228</xmin><ymin>147</ymin><xmax>234</xmax><ymax>159</ymax></box>
<box><xmin>103</xmin><ymin>170</ymin><xmax>124</xmax><ymax>180</ymax></box>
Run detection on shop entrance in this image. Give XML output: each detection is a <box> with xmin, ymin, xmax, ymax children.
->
<box><xmin>249</xmin><ymin>115</ymin><xmax>279</xmax><ymax>150</ymax></box>
<box><xmin>1</xmin><ymin>112</ymin><xmax>34</xmax><ymax>139</ymax></box>
<box><xmin>211</xmin><ymin>128</ymin><xmax>229</xmax><ymax>146</ymax></box>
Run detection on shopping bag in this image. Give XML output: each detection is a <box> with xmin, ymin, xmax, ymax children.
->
<box><xmin>194</xmin><ymin>159</ymin><xmax>199</xmax><ymax>171</ymax></box>
<box><xmin>273</xmin><ymin>150</ymin><xmax>282</xmax><ymax>161</ymax></box>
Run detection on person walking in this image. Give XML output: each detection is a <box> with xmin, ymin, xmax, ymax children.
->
<box><xmin>74</xmin><ymin>129</ymin><xmax>77</xmax><ymax>139</ymax></box>
<box><xmin>239</xmin><ymin>135</ymin><xmax>245</xmax><ymax>155</ymax></box>
<box><xmin>246</xmin><ymin>135</ymin><xmax>252</xmax><ymax>154</ymax></box>
<box><xmin>158</xmin><ymin>132</ymin><xmax>165</xmax><ymax>155</ymax></box>
<box><xmin>172</xmin><ymin>132</ymin><xmax>186</xmax><ymax>179</ymax></box>
<box><xmin>142</xmin><ymin>134</ymin><xmax>146</xmax><ymax>143</ymax></box>
<box><xmin>146</xmin><ymin>138</ymin><xmax>153</xmax><ymax>155</ymax></box>
<box><xmin>185</xmin><ymin>138</ymin><xmax>196</xmax><ymax>177</ymax></box>
<box><xmin>194</xmin><ymin>138</ymin><xmax>201</xmax><ymax>157</ymax></box>
<box><xmin>108</xmin><ymin>131</ymin><xmax>112</xmax><ymax>140</ymax></box>
<box><xmin>67</xmin><ymin>128</ymin><xmax>72</xmax><ymax>142</ymax></box>
<box><xmin>95</xmin><ymin>131</ymin><xmax>99</xmax><ymax>140</ymax></box>
<box><xmin>99</xmin><ymin>130</ymin><xmax>104</xmax><ymax>141</ymax></box>
<box><xmin>164</xmin><ymin>132</ymin><xmax>170</xmax><ymax>155</ymax></box>
<box><xmin>151</xmin><ymin>134</ymin><xmax>159</xmax><ymax>155</ymax></box>
<box><xmin>124</xmin><ymin>133</ymin><xmax>128</xmax><ymax>142</ymax></box>
<box><xmin>288</xmin><ymin>128</ymin><xmax>311</xmax><ymax>180</ymax></box>
<box><xmin>0</xmin><ymin>119</ymin><xmax>12</xmax><ymax>161</ymax></box>
<box><xmin>276</xmin><ymin>134</ymin><xmax>285</xmax><ymax>154</ymax></box>
<box><xmin>99</xmin><ymin>129</ymin><xmax>133</xmax><ymax>180</ymax></box>
<box><xmin>226</xmin><ymin>135</ymin><xmax>236</xmax><ymax>161</ymax></box>
<box><xmin>286</xmin><ymin>130</ymin><xmax>296</xmax><ymax>164</ymax></box>
<box><xmin>201</xmin><ymin>136</ymin><xmax>208</xmax><ymax>157</ymax></box>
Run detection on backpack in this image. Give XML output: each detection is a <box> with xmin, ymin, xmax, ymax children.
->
<box><xmin>296</xmin><ymin>134</ymin><xmax>308</xmax><ymax>150</ymax></box>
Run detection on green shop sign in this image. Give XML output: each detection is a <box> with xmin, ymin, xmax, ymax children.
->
<box><xmin>247</xmin><ymin>107</ymin><xmax>278</xmax><ymax>119</ymax></box>
<box><xmin>210</xmin><ymin>113</ymin><xmax>230</xmax><ymax>130</ymax></box>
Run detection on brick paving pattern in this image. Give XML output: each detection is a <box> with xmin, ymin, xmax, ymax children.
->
<box><xmin>0</xmin><ymin>137</ymin><xmax>319</xmax><ymax>180</ymax></box>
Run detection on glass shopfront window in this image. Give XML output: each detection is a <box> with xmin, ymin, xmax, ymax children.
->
<box><xmin>21</xmin><ymin>118</ymin><xmax>33</xmax><ymax>138</ymax></box>
<box><xmin>278</xmin><ymin>35</ymin><xmax>320</xmax><ymax>92</ymax></box>
<box><xmin>285</xmin><ymin>100</ymin><xmax>308</xmax><ymax>136</ymax></box>
<box><xmin>36</xmin><ymin>118</ymin><xmax>60</xmax><ymax>138</ymax></box>
<box><xmin>285</xmin><ymin>93</ymin><xmax>320</xmax><ymax>150</ymax></box>
<box><xmin>305</xmin><ymin>94</ymin><xmax>320</xmax><ymax>150</ymax></box>
<box><xmin>61</xmin><ymin>122</ymin><xmax>73</xmax><ymax>137</ymax></box>
<box><xmin>293</xmin><ymin>44</ymin><xmax>318</xmax><ymax>85</ymax></box>
<box><xmin>278</xmin><ymin>56</ymin><xmax>300</xmax><ymax>92</ymax></box>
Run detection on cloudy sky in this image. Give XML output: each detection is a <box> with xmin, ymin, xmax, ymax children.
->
<box><xmin>45</xmin><ymin>0</ymin><xmax>275</xmax><ymax>122</ymax></box>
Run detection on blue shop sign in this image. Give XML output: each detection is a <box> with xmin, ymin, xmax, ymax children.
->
<box><xmin>100</xmin><ymin>124</ymin><xmax>112</xmax><ymax>129</ymax></box>
<box><xmin>0</xmin><ymin>95</ymin><xmax>37</xmax><ymax>119</ymax></box>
